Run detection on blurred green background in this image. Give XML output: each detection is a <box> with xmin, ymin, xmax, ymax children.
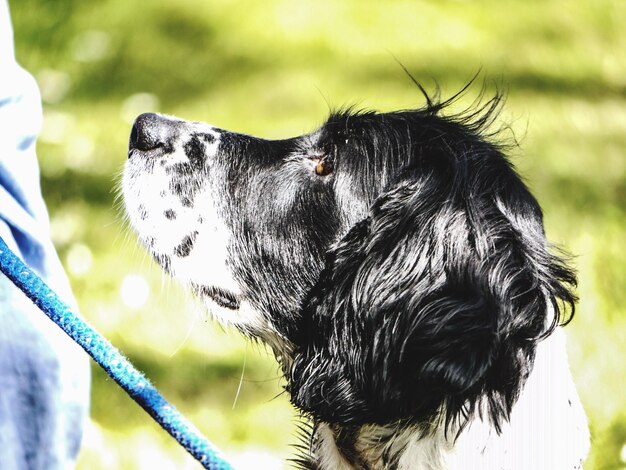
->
<box><xmin>7</xmin><ymin>0</ymin><xmax>626</xmax><ymax>468</ymax></box>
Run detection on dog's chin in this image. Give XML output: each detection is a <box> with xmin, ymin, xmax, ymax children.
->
<box><xmin>194</xmin><ymin>285</ymin><xmax>291</xmax><ymax>353</ymax></box>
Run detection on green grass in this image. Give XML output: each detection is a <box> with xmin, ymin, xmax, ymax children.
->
<box><xmin>8</xmin><ymin>0</ymin><xmax>626</xmax><ymax>468</ymax></box>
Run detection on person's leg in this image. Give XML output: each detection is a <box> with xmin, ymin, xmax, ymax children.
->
<box><xmin>0</xmin><ymin>2</ymin><xmax>90</xmax><ymax>468</ymax></box>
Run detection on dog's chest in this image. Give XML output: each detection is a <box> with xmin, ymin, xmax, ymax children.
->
<box><xmin>310</xmin><ymin>423</ymin><xmax>450</xmax><ymax>470</ymax></box>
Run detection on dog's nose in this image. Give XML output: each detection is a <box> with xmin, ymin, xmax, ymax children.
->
<box><xmin>129</xmin><ymin>113</ymin><xmax>177</xmax><ymax>154</ymax></box>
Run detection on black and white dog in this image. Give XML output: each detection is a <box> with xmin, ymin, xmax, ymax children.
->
<box><xmin>122</xmin><ymin>88</ymin><xmax>589</xmax><ymax>469</ymax></box>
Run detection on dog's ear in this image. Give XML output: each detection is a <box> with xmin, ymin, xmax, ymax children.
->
<box><xmin>289</xmin><ymin>165</ymin><xmax>576</xmax><ymax>431</ymax></box>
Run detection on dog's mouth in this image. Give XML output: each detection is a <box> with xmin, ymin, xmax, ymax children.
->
<box><xmin>128</xmin><ymin>147</ymin><xmax>162</xmax><ymax>159</ymax></box>
<box><xmin>192</xmin><ymin>284</ymin><xmax>241</xmax><ymax>310</ymax></box>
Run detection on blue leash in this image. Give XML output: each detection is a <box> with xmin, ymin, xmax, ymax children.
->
<box><xmin>0</xmin><ymin>237</ymin><xmax>234</xmax><ymax>470</ymax></box>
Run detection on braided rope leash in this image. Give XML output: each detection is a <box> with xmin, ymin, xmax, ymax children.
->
<box><xmin>0</xmin><ymin>237</ymin><xmax>234</xmax><ymax>470</ymax></box>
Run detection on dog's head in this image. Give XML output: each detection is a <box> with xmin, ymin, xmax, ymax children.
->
<box><xmin>122</xmin><ymin>91</ymin><xmax>576</xmax><ymax>432</ymax></box>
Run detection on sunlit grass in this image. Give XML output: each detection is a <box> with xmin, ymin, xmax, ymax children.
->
<box><xmin>8</xmin><ymin>0</ymin><xmax>626</xmax><ymax>467</ymax></box>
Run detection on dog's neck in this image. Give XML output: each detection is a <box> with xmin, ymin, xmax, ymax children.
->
<box><xmin>269</xmin><ymin>341</ymin><xmax>459</xmax><ymax>470</ymax></box>
<box><xmin>289</xmin><ymin>329</ymin><xmax>590</xmax><ymax>470</ymax></box>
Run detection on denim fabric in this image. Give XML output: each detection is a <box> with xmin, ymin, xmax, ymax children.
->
<box><xmin>0</xmin><ymin>3</ymin><xmax>90</xmax><ymax>468</ymax></box>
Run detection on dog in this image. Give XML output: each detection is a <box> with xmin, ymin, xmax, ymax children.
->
<box><xmin>122</xmin><ymin>86</ymin><xmax>590</xmax><ymax>469</ymax></box>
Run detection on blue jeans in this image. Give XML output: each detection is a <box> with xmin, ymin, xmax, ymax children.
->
<box><xmin>0</xmin><ymin>3</ymin><xmax>90</xmax><ymax>468</ymax></box>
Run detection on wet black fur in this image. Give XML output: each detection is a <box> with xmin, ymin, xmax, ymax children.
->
<box><xmin>286</xmin><ymin>96</ymin><xmax>578</xmax><ymax>435</ymax></box>
<box><xmin>208</xmin><ymin>86</ymin><xmax>577</xmax><ymax>438</ymax></box>
<box><xmin>136</xmin><ymin>82</ymin><xmax>578</xmax><ymax>465</ymax></box>
<box><xmin>289</xmin><ymin>123</ymin><xmax>574</xmax><ymax>426</ymax></box>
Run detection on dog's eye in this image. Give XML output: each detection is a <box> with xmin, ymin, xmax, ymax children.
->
<box><xmin>313</xmin><ymin>144</ymin><xmax>337</xmax><ymax>176</ymax></box>
<box><xmin>315</xmin><ymin>157</ymin><xmax>333</xmax><ymax>176</ymax></box>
